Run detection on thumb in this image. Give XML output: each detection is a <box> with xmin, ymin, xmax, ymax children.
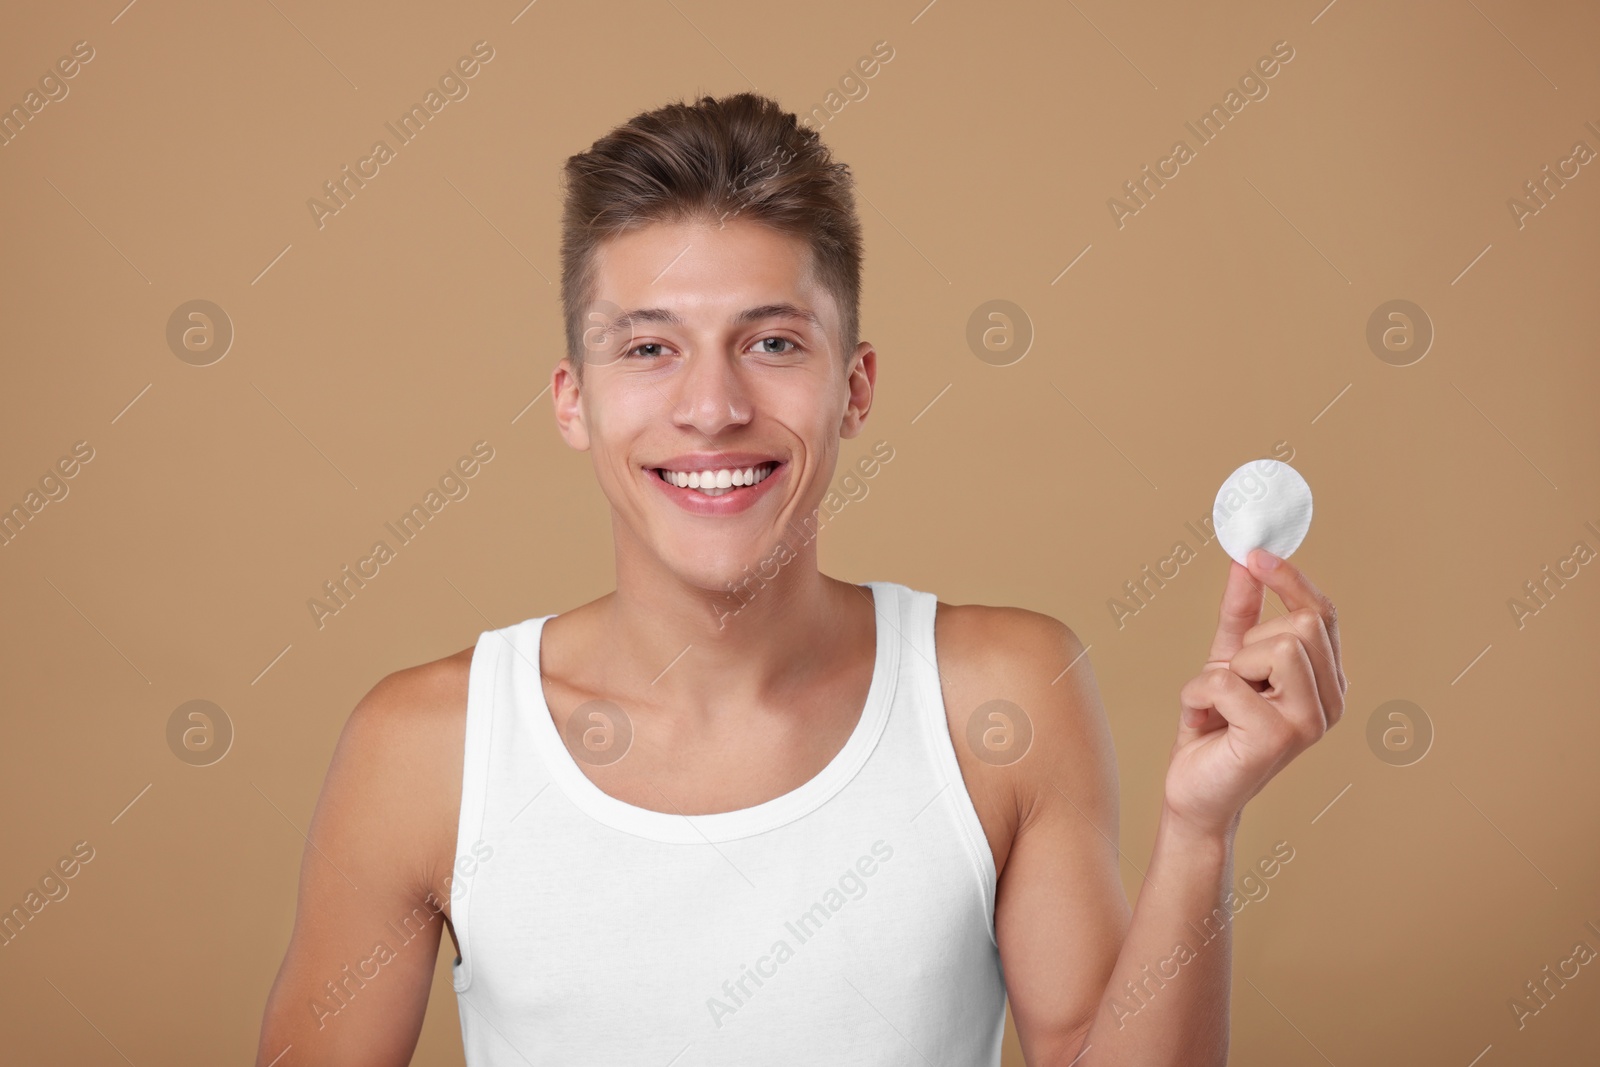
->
<box><xmin>1205</xmin><ymin>558</ymin><xmax>1267</xmax><ymax>668</ymax></box>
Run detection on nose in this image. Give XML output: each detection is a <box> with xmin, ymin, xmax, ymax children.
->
<box><xmin>666</xmin><ymin>347</ymin><xmax>752</xmax><ymax>437</ymax></box>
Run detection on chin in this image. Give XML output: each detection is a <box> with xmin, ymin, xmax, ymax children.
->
<box><xmin>662</xmin><ymin>538</ymin><xmax>781</xmax><ymax>596</ymax></box>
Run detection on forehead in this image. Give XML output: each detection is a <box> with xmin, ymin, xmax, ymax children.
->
<box><xmin>588</xmin><ymin>217</ymin><xmax>832</xmax><ymax>327</ymax></box>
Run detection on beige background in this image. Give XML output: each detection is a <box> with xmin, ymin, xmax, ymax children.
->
<box><xmin>2</xmin><ymin>0</ymin><xmax>1598</xmax><ymax>1063</ymax></box>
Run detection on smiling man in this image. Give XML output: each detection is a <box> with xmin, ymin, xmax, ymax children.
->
<box><xmin>256</xmin><ymin>93</ymin><xmax>1346</xmax><ymax>1067</ymax></box>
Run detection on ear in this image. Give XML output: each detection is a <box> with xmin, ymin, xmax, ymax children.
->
<box><xmin>838</xmin><ymin>342</ymin><xmax>876</xmax><ymax>440</ymax></box>
<box><xmin>552</xmin><ymin>358</ymin><xmax>591</xmax><ymax>451</ymax></box>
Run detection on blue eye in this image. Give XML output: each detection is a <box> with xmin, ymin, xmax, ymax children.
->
<box><xmin>622</xmin><ymin>338</ymin><xmax>799</xmax><ymax>358</ymax></box>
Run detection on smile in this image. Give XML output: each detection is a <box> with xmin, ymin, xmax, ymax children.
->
<box><xmin>652</xmin><ymin>461</ymin><xmax>779</xmax><ymax>496</ymax></box>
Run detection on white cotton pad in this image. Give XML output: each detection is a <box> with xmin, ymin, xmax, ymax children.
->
<box><xmin>1211</xmin><ymin>459</ymin><xmax>1313</xmax><ymax>567</ymax></box>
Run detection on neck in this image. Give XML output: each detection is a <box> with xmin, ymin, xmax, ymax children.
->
<box><xmin>602</xmin><ymin>546</ymin><xmax>860</xmax><ymax>720</ymax></box>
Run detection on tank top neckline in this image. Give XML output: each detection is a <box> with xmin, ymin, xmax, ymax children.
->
<box><xmin>517</xmin><ymin>579</ymin><xmax>902</xmax><ymax>844</ymax></box>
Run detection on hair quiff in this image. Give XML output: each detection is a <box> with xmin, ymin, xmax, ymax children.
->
<box><xmin>558</xmin><ymin>92</ymin><xmax>863</xmax><ymax>381</ymax></box>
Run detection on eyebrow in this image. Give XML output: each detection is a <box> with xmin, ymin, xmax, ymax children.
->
<box><xmin>606</xmin><ymin>302</ymin><xmax>823</xmax><ymax>334</ymax></box>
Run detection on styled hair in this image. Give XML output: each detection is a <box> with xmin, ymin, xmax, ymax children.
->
<box><xmin>559</xmin><ymin>92</ymin><xmax>863</xmax><ymax>381</ymax></box>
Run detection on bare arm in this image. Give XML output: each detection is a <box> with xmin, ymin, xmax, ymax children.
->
<box><xmin>984</xmin><ymin>614</ymin><xmax>1237</xmax><ymax>1067</ymax></box>
<box><xmin>1061</xmin><ymin>807</ymin><xmax>1236</xmax><ymax>1065</ymax></box>
<box><xmin>255</xmin><ymin>662</ymin><xmax>465</xmax><ymax>1066</ymax></box>
<box><xmin>970</xmin><ymin>611</ymin><xmax>1129</xmax><ymax>1067</ymax></box>
<box><xmin>1000</xmin><ymin>552</ymin><xmax>1344</xmax><ymax>1067</ymax></box>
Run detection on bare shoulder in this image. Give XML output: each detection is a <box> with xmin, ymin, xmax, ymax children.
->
<box><xmin>256</xmin><ymin>642</ymin><xmax>478</xmax><ymax>1061</ymax></box>
<box><xmin>353</xmin><ymin>642</ymin><xmax>476</xmax><ymax>738</ymax></box>
<box><xmin>932</xmin><ymin>600</ymin><xmax>1117</xmax><ymax>876</ymax></box>
<box><xmin>335</xmin><ymin>641</ymin><xmax>478</xmax><ymax>915</ymax></box>
<box><xmin>932</xmin><ymin>601</ymin><xmax>1088</xmax><ymax>683</ymax></box>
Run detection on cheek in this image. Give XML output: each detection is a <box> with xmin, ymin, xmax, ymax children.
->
<box><xmin>755</xmin><ymin>369</ymin><xmax>844</xmax><ymax>419</ymax></box>
<box><xmin>756</xmin><ymin>398</ymin><xmax>835</xmax><ymax>463</ymax></box>
<box><xmin>584</xmin><ymin>384</ymin><xmax>652</xmax><ymax>441</ymax></box>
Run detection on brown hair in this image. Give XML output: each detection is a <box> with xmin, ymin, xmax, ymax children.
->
<box><xmin>559</xmin><ymin>92</ymin><xmax>863</xmax><ymax>381</ymax></box>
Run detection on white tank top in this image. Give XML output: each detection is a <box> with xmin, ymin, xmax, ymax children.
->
<box><xmin>449</xmin><ymin>579</ymin><xmax>1007</xmax><ymax>1065</ymax></box>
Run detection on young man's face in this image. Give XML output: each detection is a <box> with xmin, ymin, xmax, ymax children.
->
<box><xmin>553</xmin><ymin>216</ymin><xmax>874</xmax><ymax>593</ymax></box>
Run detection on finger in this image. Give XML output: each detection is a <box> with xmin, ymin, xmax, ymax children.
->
<box><xmin>1177</xmin><ymin>666</ymin><xmax>1288</xmax><ymax>760</ymax></box>
<box><xmin>1228</xmin><ymin>631</ymin><xmax>1327</xmax><ymax>739</ymax></box>
<box><xmin>1239</xmin><ymin>609</ymin><xmax>1344</xmax><ymax>728</ymax></box>
<box><xmin>1177</xmin><ymin>700</ymin><xmax>1226</xmax><ymax>737</ymax></box>
<box><xmin>1204</xmin><ymin>559</ymin><xmax>1267</xmax><ymax>668</ymax></box>
<box><xmin>1246</xmin><ymin>549</ymin><xmax>1345</xmax><ymax>690</ymax></box>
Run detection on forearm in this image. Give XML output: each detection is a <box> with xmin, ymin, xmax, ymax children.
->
<box><xmin>1065</xmin><ymin>807</ymin><xmax>1236</xmax><ymax>1067</ymax></box>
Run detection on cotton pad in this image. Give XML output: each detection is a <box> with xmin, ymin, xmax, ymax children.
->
<box><xmin>1211</xmin><ymin>459</ymin><xmax>1313</xmax><ymax>567</ymax></box>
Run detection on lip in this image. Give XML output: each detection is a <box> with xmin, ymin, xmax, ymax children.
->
<box><xmin>648</xmin><ymin>451</ymin><xmax>783</xmax><ymax>472</ymax></box>
<box><xmin>644</xmin><ymin>459</ymin><xmax>786</xmax><ymax>516</ymax></box>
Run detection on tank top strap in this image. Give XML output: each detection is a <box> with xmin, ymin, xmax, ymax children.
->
<box><xmin>896</xmin><ymin>583</ymin><xmax>1001</xmax><ymax>945</ymax></box>
<box><xmin>450</xmin><ymin>616</ymin><xmax>546</xmax><ymax>993</ymax></box>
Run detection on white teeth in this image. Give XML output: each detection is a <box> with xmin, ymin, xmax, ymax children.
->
<box><xmin>655</xmin><ymin>462</ymin><xmax>776</xmax><ymax>494</ymax></box>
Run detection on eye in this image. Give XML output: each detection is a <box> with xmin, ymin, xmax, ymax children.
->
<box><xmin>752</xmin><ymin>336</ymin><xmax>800</xmax><ymax>355</ymax></box>
<box><xmin>624</xmin><ymin>341</ymin><xmax>669</xmax><ymax>359</ymax></box>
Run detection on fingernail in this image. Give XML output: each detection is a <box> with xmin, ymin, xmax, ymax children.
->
<box><xmin>1254</xmin><ymin>548</ymin><xmax>1281</xmax><ymax>571</ymax></box>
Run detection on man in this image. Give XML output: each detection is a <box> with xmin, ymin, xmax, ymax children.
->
<box><xmin>256</xmin><ymin>92</ymin><xmax>1345</xmax><ymax>1066</ymax></box>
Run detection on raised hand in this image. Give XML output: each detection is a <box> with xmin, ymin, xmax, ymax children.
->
<box><xmin>1163</xmin><ymin>548</ymin><xmax>1347</xmax><ymax>838</ymax></box>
